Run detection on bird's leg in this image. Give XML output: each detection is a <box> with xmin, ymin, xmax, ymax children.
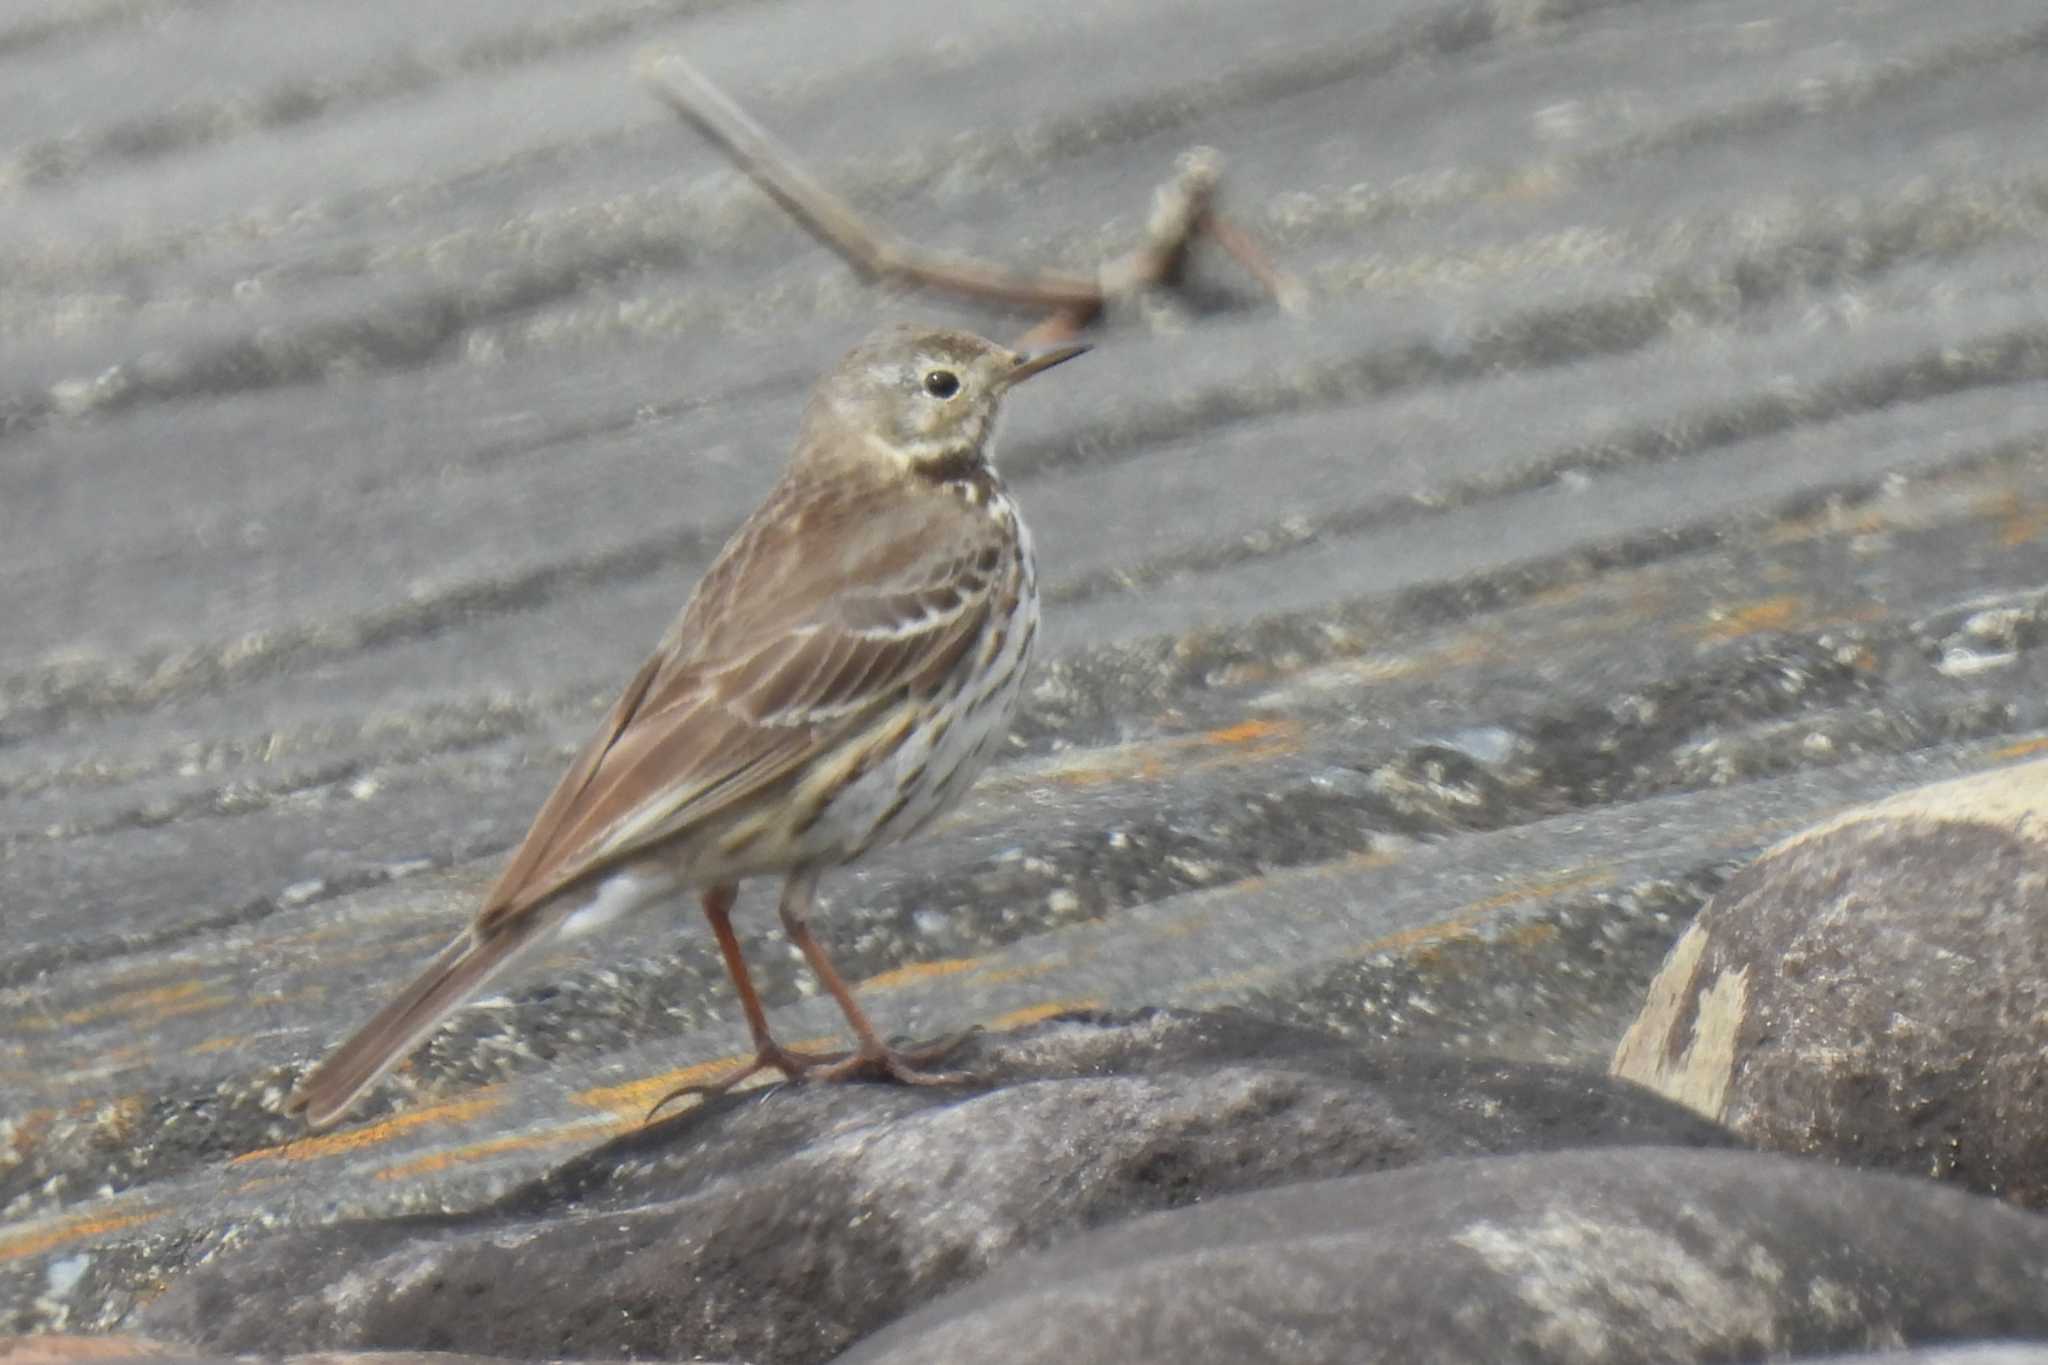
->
<box><xmin>646</xmin><ymin>882</ymin><xmax>846</xmax><ymax>1119</ymax></box>
<box><xmin>778</xmin><ymin>869</ymin><xmax>979</xmax><ymax>1086</ymax></box>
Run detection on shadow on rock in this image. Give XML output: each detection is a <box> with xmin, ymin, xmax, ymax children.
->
<box><xmin>136</xmin><ymin>1008</ymin><xmax>1732</xmax><ymax>1364</ymax></box>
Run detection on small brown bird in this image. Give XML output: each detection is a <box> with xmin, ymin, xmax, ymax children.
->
<box><xmin>288</xmin><ymin>324</ymin><xmax>1085</xmax><ymax>1129</ymax></box>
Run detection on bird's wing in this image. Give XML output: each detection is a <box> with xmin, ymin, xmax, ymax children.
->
<box><xmin>473</xmin><ymin>476</ymin><xmax>1007</xmax><ymax>931</ymax></box>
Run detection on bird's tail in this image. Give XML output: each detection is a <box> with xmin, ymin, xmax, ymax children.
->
<box><xmin>286</xmin><ymin>917</ymin><xmax>555</xmax><ymax>1130</ymax></box>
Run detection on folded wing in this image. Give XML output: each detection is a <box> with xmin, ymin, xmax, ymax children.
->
<box><xmin>474</xmin><ymin>476</ymin><xmax>1006</xmax><ymax>932</ymax></box>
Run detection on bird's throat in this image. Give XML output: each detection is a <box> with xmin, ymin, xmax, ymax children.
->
<box><xmin>911</xmin><ymin>443</ymin><xmax>988</xmax><ymax>486</ymax></box>
<box><xmin>851</xmin><ymin>427</ymin><xmax>1001</xmax><ymax>505</ymax></box>
<box><xmin>911</xmin><ymin>443</ymin><xmax>1004</xmax><ymax>508</ymax></box>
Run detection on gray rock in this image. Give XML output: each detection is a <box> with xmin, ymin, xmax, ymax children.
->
<box><xmin>0</xmin><ymin>1343</ymin><xmax>610</xmax><ymax>1365</ymax></box>
<box><xmin>135</xmin><ymin>1010</ymin><xmax>1730</xmax><ymax>1365</ymax></box>
<box><xmin>838</xmin><ymin>1147</ymin><xmax>2048</xmax><ymax>1365</ymax></box>
<box><xmin>0</xmin><ymin>1343</ymin><xmax>721</xmax><ymax>1365</ymax></box>
<box><xmin>17</xmin><ymin>0</ymin><xmax>2048</xmax><ymax>1351</ymax></box>
<box><xmin>0</xmin><ymin>1340</ymin><xmax>181</xmax><ymax>1364</ymax></box>
<box><xmin>1613</xmin><ymin>760</ymin><xmax>2048</xmax><ymax>1205</ymax></box>
<box><xmin>1792</xmin><ymin>1346</ymin><xmax>2048</xmax><ymax>1364</ymax></box>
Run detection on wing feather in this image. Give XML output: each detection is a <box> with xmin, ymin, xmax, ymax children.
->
<box><xmin>474</xmin><ymin>476</ymin><xmax>1006</xmax><ymax>931</ymax></box>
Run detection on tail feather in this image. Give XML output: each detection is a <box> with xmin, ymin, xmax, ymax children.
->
<box><xmin>286</xmin><ymin>918</ymin><xmax>556</xmax><ymax>1129</ymax></box>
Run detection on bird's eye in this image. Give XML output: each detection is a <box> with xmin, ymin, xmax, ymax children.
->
<box><xmin>923</xmin><ymin>369</ymin><xmax>961</xmax><ymax>399</ymax></box>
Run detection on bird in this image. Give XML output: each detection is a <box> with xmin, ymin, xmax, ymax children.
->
<box><xmin>286</xmin><ymin>323</ymin><xmax>1087</xmax><ymax>1130</ymax></box>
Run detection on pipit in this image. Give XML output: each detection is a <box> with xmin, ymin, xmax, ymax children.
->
<box><xmin>288</xmin><ymin>324</ymin><xmax>1085</xmax><ymax>1129</ymax></box>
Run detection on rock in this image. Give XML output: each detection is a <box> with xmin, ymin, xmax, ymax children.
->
<box><xmin>0</xmin><ymin>1345</ymin><xmax>678</xmax><ymax>1365</ymax></box>
<box><xmin>837</xmin><ymin>1147</ymin><xmax>2048</xmax><ymax>1365</ymax></box>
<box><xmin>0</xmin><ymin>1345</ymin><xmax>576</xmax><ymax>1365</ymax></box>
<box><xmin>135</xmin><ymin>1010</ymin><xmax>1730</xmax><ymax>1365</ymax></box>
<box><xmin>0</xmin><ymin>1341</ymin><xmax>180</xmax><ymax>1365</ymax></box>
<box><xmin>1791</xmin><ymin>1347</ymin><xmax>2048</xmax><ymax>1364</ymax></box>
<box><xmin>1612</xmin><ymin>759</ymin><xmax>2048</xmax><ymax>1204</ymax></box>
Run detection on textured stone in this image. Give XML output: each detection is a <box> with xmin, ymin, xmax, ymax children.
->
<box><xmin>15</xmin><ymin>0</ymin><xmax>2048</xmax><ymax>1356</ymax></box>
<box><xmin>0</xmin><ymin>1342</ymin><xmax>178</xmax><ymax>1365</ymax></box>
<box><xmin>1794</xmin><ymin>1347</ymin><xmax>2048</xmax><ymax>1364</ymax></box>
<box><xmin>135</xmin><ymin>1011</ymin><xmax>1729</xmax><ymax>1365</ymax></box>
<box><xmin>0</xmin><ymin>1345</ymin><xmax>696</xmax><ymax>1365</ymax></box>
<box><xmin>838</xmin><ymin>1147</ymin><xmax>2048</xmax><ymax>1365</ymax></box>
<box><xmin>1614</xmin><ymin>760</ymin><xmax>2048</xmax><ymax>1204</ymax></box>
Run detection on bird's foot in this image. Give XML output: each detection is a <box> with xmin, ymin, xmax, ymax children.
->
<box><xmin>644</xmin><ymin>1040</ymin><xmax>846</xmax><ymax>1120</ymax></box>
<box><xmin>807</xmin><ymin>1025</ymin><xmax>984</xmax><ymax>1086</ymax></box>
<box><xmin>643</xmin><ymin>1027</ymin><xmax>984</xmax><ymax>1120</ymax></box>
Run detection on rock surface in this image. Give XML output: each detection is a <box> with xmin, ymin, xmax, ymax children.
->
<box><xmin>133</xmin><ymin>1010</ymin><xmax>1731</xmax><ymax>1365</ymax></box>
<box><xmin>1809</xmin><ymin>1349</ymin><xmax>2048</xmax><ymax>1365</ymax></box>
<box><xmin>10</xmin><ymin>0</ymin><xmax>2048</xmax><ymax>1359</ymax></box>
<box><xmin>837</xmin><ymin>1147</ymin><xmax>2048</xmax><ymax>1365</ymax></box>
<box><xmin>0</xmin><ymin>1345</ymin><xmax>600</xmax><ymax>1365</ymax></box>
<box><xmin>1614</xmin><ymin>759</ymin><xmax>2048</xmax><ymax>1205</ymax></box>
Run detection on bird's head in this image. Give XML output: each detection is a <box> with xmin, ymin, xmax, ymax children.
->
<box><xmin>799</xmin><ymin>324</ymin><xmax>1087</xmax><ymax>480</ymax></box>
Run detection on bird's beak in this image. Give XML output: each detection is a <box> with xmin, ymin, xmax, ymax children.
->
<box><xmin>1004</xmin><ymin>343</ymin><xmax>1090</xmax><ymax>387</ymax></box>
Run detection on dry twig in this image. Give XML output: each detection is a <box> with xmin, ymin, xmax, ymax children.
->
<box><xmin>640</xmin><ymin>52</ymin><xmax>1303</xmax><ymax>346</ymax></box>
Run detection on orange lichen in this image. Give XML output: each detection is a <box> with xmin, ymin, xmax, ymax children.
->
<box><xmin>1691</xmin><ymin>595</ymin><xmax>1805</xmax><ymax>641</ymax></box>
<box><xmin>0</xmin><ymin>1208</ymin><xmax>161</xmax><ymax>1264</ymax></box>
<box><xmin>230</xmin><ymin>1093</ymin><xmax>503</xmax><ymax>1164</ymax></box>
<box><xmin>374</xmin><ymin>1125</ymin><xmax>610</xmax><ymax>1181</ymax></box>
<box><xmin>860</xmin><ymin>958</ymin><xmax>982</xmax><ymax>993</ymax></box>
<box><xmin>573</xmin><ymin>1042</ymin><xmax>841</xmax><ymax>1121</ymax></box>
<box><xmin>987</xmin><ymin>999</ymin><xmax>1104</xmax><ymax>1031</ymax></box>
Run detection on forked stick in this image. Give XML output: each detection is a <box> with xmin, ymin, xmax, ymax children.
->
<box><xmin>639</xmin><ymin>52</ymin><xmax>1303</xmax><ymax>345</ymax></box>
